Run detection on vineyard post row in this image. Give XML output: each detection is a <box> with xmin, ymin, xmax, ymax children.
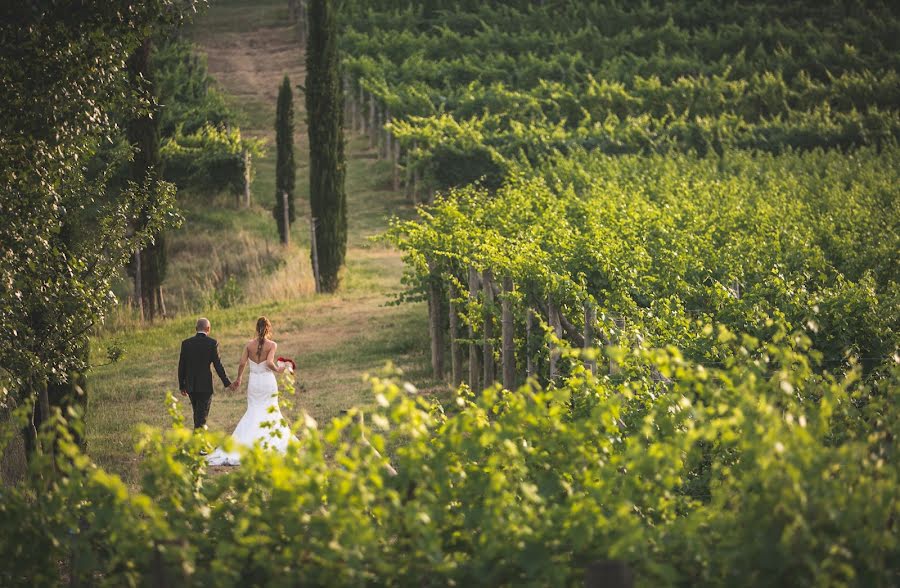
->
<box><xmin>423</xmin><ymin>262</ymin><xmax>633</xmax><ymax>392</ymax></box>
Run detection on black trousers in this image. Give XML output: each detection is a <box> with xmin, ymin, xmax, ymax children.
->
<box><xmin>189</xmin><ymin>393</ymin><xmax>213</xmax><ymax>429</ymax></box>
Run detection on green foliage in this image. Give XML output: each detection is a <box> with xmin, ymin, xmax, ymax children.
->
<box><xmin>209</xmin><ymin>275</ymin><xmax>245</xmax><ymax>309</ymax></box>
<box><xmin>0</xmin><ymin>1</ymin><xmax>201</xmax><ymax>399</ymax></box>
<box><xmin>387</xmin><ymin>148</ymin><xmax>899</xmax><ymax>376</ymax></box>
<box><xmin>341</xmin><ymin>0</ymin><xmax>900</xmax><ymax>192</ymax></box>
<box><xmin>152</xmin><ymin>38</ymin><xmax>262</xmax><ymax>199</ymax></box>
<box><xmin>161</xmin><ymin>124</ymin><xmax>264</xmax><ymax>196</ymax></box>
<box><xmin>1</xmin><ymin>337</ymin><xmax>897</xmax><ymax>586</ymax></box>
<box><xmin>273</xmin><ymin>75</ymin><xmax>296</xmax><ymax>243</ymax></box>
<box><xmin>307</xmin><ymin>0</ymin><xmax>348</xmax><ymax>292</ymax></box>
<box><xmin>153</xmin><ymin>40</ymin><xmax>234</xmax><ymax>137</ymax></box>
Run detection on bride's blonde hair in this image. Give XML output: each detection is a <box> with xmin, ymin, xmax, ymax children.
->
<box><xmin>255</xmin><ymin>316</ymin><xmax>272</xmax><ymax>360</ymax></box>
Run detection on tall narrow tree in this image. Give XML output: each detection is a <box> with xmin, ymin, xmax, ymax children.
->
<box><xmin>2</xmin><ymin>1</ymin><xmax>189</xmax><ymax>460</ymax></box>
<box><xmin>273</xmin><ymin>75</ymin><xmax>296</xmax><ymax>244</ymax></box>
<box><xmin>128</xmin><ymin>37</ymin><xmax>167</xmax><ymax>319</ymax></box>
<box><xmin>306</xmin><ymin>0</ymin><xmax>346</xmax><ymax>292</ymax></box>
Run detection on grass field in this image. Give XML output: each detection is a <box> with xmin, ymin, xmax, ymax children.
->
<box><xmin>82</xmin><ymin>0</ymin><xmax>432</xmax><ymax>483</ymax></box>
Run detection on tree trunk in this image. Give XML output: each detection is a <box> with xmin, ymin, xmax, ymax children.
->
<box><xmin>501</xmin><ymin>276</ymin><xmax>515</xmax><ymax>389</ymax></box>
<box><xmin>127</xmin><ymin>37</ymin><xmax>164</xmax><ymax>320</ymax></box>
<box><xmin>482</xmin><ymin>269</ymin><xmax>495</xmax><ymax>386</ymax></box>
<box><xmin>134</xmin><ymin>248</ymin><xmax>144</xmax><ymax>321</ymax></box>
<box><xmin>427</xmin><ymin>261</ymin><xmax>445</xmax><ymax>381</ymax></box>
<box><xmin>37</xmin><ymin>378</ymin><xmax>50</xmax><ymax>452</ymax></box>
<box><xmin>449</xmin><ymin>281</ymin><xmax>464</xmax><ymax>387</ymax></box>
<box><xmin>309</xmin><ymin>217</ymin><xmax>321</xmax><ymax>293</ymax></box>
<box><xmin>467</xmin><ymin>267</ymin><xmax>481</xmax><ymax>392</ymax></box>
<box><xmin>282</xmin><ymin>192</ymin><xmax>291</xmax><ymax>245</ymax></box>
<box><xmin>585</xmin><ymin>560</ymin><xmax>635</xmax><ymax>588</ymax></box>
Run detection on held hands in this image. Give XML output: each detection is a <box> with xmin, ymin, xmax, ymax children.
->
<box><xmin>228</xmin><ymin>380</ymin><xmax>241</xmax><ymax>392</ymax></box>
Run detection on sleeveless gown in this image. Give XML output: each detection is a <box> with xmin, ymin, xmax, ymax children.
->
<box><xmin>207</xmin><ymin>358</ymin><xmax>297</xmax><ymax>466</ymax></box>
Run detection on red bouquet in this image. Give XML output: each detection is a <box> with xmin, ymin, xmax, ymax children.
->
<box><xmin>276</xmin><ymin>357</ymin><xmax>296</xmax><ymax>374</ymax></box>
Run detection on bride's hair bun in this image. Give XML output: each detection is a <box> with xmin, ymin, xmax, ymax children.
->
<box><xmin>256</xmin><ymin>316</ymin><xmax>272</xmax><ymax>339</ymax></box>
<box><xmin>255</xmin><ymin>317</ymin><xmax>272</xmax><ymax>360</ymax></box>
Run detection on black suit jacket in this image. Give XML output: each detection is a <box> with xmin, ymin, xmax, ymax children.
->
<box><xmin>178</xmin><ymin>333</ymin><xmax>231</xmax><ymax>397</ymax></box>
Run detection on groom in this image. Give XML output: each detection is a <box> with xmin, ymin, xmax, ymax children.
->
<box><xmin>178</xmin><ymin>318</ymin><xmax>235</xmax><ymax>429</ymax></box>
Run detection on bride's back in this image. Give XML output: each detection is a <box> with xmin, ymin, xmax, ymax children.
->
<box><xmin>247</xmin><ymin>338</ymin><xmax>275</xmax><ymax>363</ymax></box>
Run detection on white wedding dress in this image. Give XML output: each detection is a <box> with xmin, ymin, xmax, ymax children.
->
<box><xmin>207</xmin><ymin>359</ymin><xmax>297</xmax><ymax>466</ymax></box>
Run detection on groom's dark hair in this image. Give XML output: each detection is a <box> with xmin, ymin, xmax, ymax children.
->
<box><xmin>196</xmin><ymin>317</ymin><xmax>211</xmax><ymax>332</ymax></box>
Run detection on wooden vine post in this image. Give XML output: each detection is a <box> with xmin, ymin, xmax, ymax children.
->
<box><xmin>609</xmin><ymin>316</ymin><xmax>625</xmax><ymax>376</ymax></box>
<box><xmin>411</xmin><ymin>140</ymin><xmax>421</xmax><ymax>203</ymax></box>
<box><xmin>482</xmin><ymin>269</ymin><xmax>496</xmax><ymax>386</ymax></box>
<box><xmin>384</xmin><ymin>108</ymin><xmax>392</xmax><ymax>160</ymax></box>
<box><xmin>357</xmin><ymin>85</ymin><xmax>365</xmax><ymax>134</ymax></box>
<box><xmin>448</xmin><ymin>281</ymin><xmax>464</xmax><ymax>387</ymax></box>
<box><xmin>242</xmin><ymin>148</ymin><xmax>251</xmax><ymax>207</ymax></box>
<box><xmin>583</xmin><ymin>300</ymin><xmax>596</xmax><ymax>375</ymax></box>
<box><xmin>392</xmin><ymin>140</ymin><xmax>401</xmax><ymax>191</ymax></box>
<box><xmin>375</xmin><ymin>104</ymin><xmax>384</xmax><ymax>158</ymax></box>
<box><xmin>501</xmin><ymin>276</ymin><xmax>516</xmax><ymax>389</ymax></box>
<box><xmin>525</xmin><ymin>307</ymin><xmax>535</xmax><ymax>378</ymax></box>
<box><xmin>467</xmin><ymin>267</ymin><xmax>482</xmax><ymax>392</ymax></box>
<box><xmin>368</xmin><ymin>93</ymin><xmax>377</xmax><ymax>150</ymax></box>
<box><xmin>548</xmin><ymin>298</ymin><xmax>562</xmax><ymax>380</ymax></box>
<box><xmin>156</xmin><ymin>286</ymin><xmax>167</xmax><ymax>318</ymax></box>
<box><xmin>427</xmin><ymin>260</ymin><xmax>445</xmax><ymax>381</ymax></box>
<box><xmin>349</xmin><ymin>84</ymin><xmax>358</xmax><ymax>134</ymax></box>
<box><xmin>343</xmin><ymin>75</ymin><xmax>352</xmax><ymax>128</ymax></box>
<box><xmin>404</xmin><ymin>143</ymin><xmax>414</xmax><ymax>200</ymax></box>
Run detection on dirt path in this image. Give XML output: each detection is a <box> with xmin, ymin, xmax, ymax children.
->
<box><xmin>198</xmin><ymin>22</ymin><xmax>307</xmax><ymax>143</ymax></box>
<box><xmin>184</xmin><ymin>2</ymin><xmax>430</xmax><ymax>432</ymax></box>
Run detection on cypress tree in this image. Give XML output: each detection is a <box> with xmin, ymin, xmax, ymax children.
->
<box><xmin>306</xmin><ymin>0</ymin><xmax>347</xmax><ymax>292</ymax></box>
<box><xmin>273</xmin><ymin>75</ymin><xmax>296</xmax><ymax>244</ymax></box>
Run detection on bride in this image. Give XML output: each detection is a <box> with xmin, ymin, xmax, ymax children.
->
<box><xmin>207</xmin><ymin>316</ymin><xmax>298</xmax><ymax>466</ymax></box>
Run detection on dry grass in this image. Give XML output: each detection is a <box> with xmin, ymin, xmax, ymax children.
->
<box><xmin>79</xmin><ymin>0</ymin><xmax>437</xmax><ymax>484</ymax></box>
